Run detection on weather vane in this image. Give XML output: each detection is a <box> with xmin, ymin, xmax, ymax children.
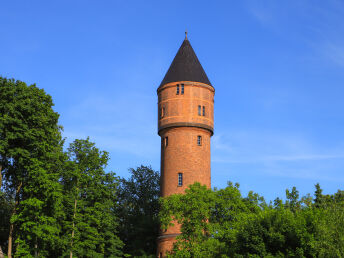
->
<box><xmin>185</xmin><ymin>30</ymin><xmax>188</xmax><ymax>40</ymax></box>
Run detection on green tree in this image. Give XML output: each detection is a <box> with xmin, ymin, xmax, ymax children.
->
<box><xmin>314</xmin><ymin>183</ymin><xmax>324</xmax><ymax>208</ymax></box>
<box><xmin>160</xmin><ymin>183</ymin><xmax>344</xmax><ymax>257</ymax></box>
<box><xmin>285</xmin><ymin>186</ymin><xmax>301</xmax><ymax>212</ymax></box>
<box><xmin>235</xmin><ymin>207</ymin><xmax>317</xmax><ymax>257</ymax></box>
<box><xmin>160</xmin><ymin>183</ymin><xmax>219</xmax><ymax>257</ymax></box>
<box><xmin>0</xmin><ymin>191</ymin><xmax>12</xmax><ymax>255</ymax></box>
<box><xmin>313</xmin><ymin>188</ymin><xmax>344</xmax><ymax>257</ymax></box>
<box><xmin>159</xmin><ymin>182</ymin><xmax>265</xmax><ymax>257</ymax></box>
<box><xmin>0</xmin><ymin>77</ymin><xmax>64</xmax><ymax>257</ymax></box>
<box><xmin>61</xmin><ymin>138</ymin><xmax>123</xmax><ymax>257</ymax></box>
<box><xmin>117</xmin><ymin>165</ymin><xmax>160</xmax><ymax>257</ymax></box>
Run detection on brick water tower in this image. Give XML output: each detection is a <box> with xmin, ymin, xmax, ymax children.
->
<box><xmin>156</xmin><ymin>33</ymin><xmax>214</xmax><ymax>256</ymax></box>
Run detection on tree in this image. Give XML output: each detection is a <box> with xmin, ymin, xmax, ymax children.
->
<box><xmin>314</xmin><ymin>183</ymin><xmax>324</xmax><ymax>208</ymax></box>
<box><xmin>0</xmin><ymin>77</ymin><xmax>64</xmax><ymax>256</ymax></box>
<box><xmin>117</xmin><ymin>165</ymin><xmax>160</xmax><ymax>257</ymax></box>
<box><xmin>313</xmin><ymin>187</ymin><xmax>344</xmax><ymax>257</ymax></box>
<box><xmin>0</xmin><ymin>191</ymin><xmax>12</xmax><ymax>255</ymax></box>
<box><xmin>160</xmin><ymin>183</ymin><xmax>344</xmax><ymax>257</ymax></box>
<box><xmin>159</xmin><ymin>183</ymin><xmax>219</xmax><ymax>257</ymax></box>
<box><xmin>61</xmin><ymin>138</ymin><xmax>123</xmax><ymax>257</ymax></box>
<box><xmin>285</xmin><ymin>186</ymin><xmax>301</xmax><ymax>212</ymax></box>
<box><xmin>159</xmin><ymin>182</ymin><xmax>265</xmax><ymax>257</ymax></box>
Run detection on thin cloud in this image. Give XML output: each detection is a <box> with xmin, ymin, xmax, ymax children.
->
<box><xmin>212</xmin><ymin>153</ymin><xmax>344</xmax><ymax>164</ymax></box>
<box><xmin>63</xmin><ymin>129</ymin><xmax>159</xmax><ymax>158</ymax></box>
<box><xmin>322</xmin><ymin>42</ymin><xmax>344</xmax><ymax>67</ymax></box>
<box><xmin>245</xmin><ymin>0</ymin><xmax>344</xmax><ymax>68</ymax></box>
<box><xmin>262</xmin><ymin>167</ymin><xmax>344</xmax><ymax>182</ymax></box>
<box><xmin>212</xmin><ymin>129</ymin><xmax>344</xmax><ymax>182</ymax></box>
<box><xmin>61</xmin><ymin>90</ymin><xmax>159</xmax><ymax>158</ymax></box>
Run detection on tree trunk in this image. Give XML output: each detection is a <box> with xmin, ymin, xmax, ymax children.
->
<box><xmin>7</xmin><ymin>181</ymin><xmax>22</xmax><ymax>258</ymax></box>
<box><xmin>34</xmin><ymin>241</ymin><xmax>38</xmax><ymax>257</ymax></box>
<box><xmin>34</xmin><ymin>235</ymin><xmax>38</xmax><ymax>257</ymax></box>
<box><xmin>0</xmin><ymin>168</ymin><xmax>4</xmax><ymax>258</ymax></box>
<box><xmin>70</xmin><ymin>197</ymin><xmax>78</xmax><ymax>258</ymax></box>
<box><xmin>0</xmin><ymin>165</ymin><xmax>2</xmax><ymax>190</ymax></box>
<box><xmin>0</xmin><ymin>245</ymin><xmax>4</xmax><ymax>258</ymax></box>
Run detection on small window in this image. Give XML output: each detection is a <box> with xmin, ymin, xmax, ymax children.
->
<box><xmin>176</xmin><ymin>85</ymin><xmax>179</xmax><ymax>95</ymax></box>
<box><xmin>178</xmin><ymin>173</ymin><xmax>183</xmax><ymax>186</ymax></box>
<box><xmin>181</xmin><ymin>84</ymin><xmax>184</xmax><ymax>94</ymax></box>
<box><xmin>165</xmin><ymin>137</ymin><xmax>168</xmax><ymax>147</ymax></box>
<box><xmin>197</xmin><ymin>136</ymin><xmax>202</xmax><ymax>146</ymax></box>
<box><xmin>160</xmin><ymin>107</ymin><xmax>165</xmax><ymax>118</ymax></box>
<box><xmin>202</xmin><ymin>106</ymin><xmax>205</xmax><ymax>116</ymax></box>
<box><xmin>198</xmin><ymin>105</ymin><xmax>201</xmax><ymax>116</ymax></box>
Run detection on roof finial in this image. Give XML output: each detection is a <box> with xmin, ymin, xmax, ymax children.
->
<box><xmin>185</xmin><ymin>30</ymin><xmax>188</xmax><ymax>40</ymax></box>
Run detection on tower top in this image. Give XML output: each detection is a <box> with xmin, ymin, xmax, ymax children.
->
<box><xmin>159</xmin><ymin>36</ymin><xmax>212</xmax><ymax>87</ymax></box>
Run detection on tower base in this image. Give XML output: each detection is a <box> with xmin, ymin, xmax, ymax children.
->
<box><xmin>157</xmin><ymin>233</ymin><xmax>180</xmax><ymax>257</ymax></box>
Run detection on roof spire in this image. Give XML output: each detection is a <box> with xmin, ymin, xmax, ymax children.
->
<box><xmin>185</xmin><ymin>30</ymin><xmax>188</xmax><ymax>40</ymax></box>
<box><xmin>159</xmin><ymin>35</ymin><xmax>212</xmax><ymax>87</ymax></box>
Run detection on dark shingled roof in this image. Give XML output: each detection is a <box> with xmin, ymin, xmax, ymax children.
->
<box><xmin>160</xmin><ymin>38</ymin><xmax>212</xmax><ymax>87</ymax></box>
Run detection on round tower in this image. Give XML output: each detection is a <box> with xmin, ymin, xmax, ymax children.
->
<box><xmin>157</xmin><ymin>35</ymin><xmax>214</xmax><ymax>257</ymax></box>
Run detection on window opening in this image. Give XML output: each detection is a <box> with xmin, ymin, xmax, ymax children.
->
<box><xmin>197</xmin><ymin>136</ymin><xmax>202</xmax><ymax>146</ymax></box>
<box><xmin>181</xmin><ymin>84</ymin><xmax>184</xmax><ymax>94</ymax></box>
<box><xmin>178</xmin><ymin>173</ymin><xmax>183</xmax><ymax>186</ymax></box>
<box><xmin>165</xmin><ymin>137</ymin><xmax>168</xmax><ymax>147</ymax></box>
<box><xmin>176</xmin><ymin>85</ymin><xmax>179</xmax><ymax>95</ymax></box>
<box><xmin>198</xmin><ymin>105</ymin><xmax>201</xmax><ymax>116</ymax></box>
<box><xmin>161</xmin><ymin>107</ymin><xmax>165</xmax><ymax>118</ymax></box>
<box><xmin>203</xmin><ymin>106</ymin><xmax>205</xmax><ymax>116</ymax></box>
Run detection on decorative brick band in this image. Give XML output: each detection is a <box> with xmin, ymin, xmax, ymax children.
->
<box><xmin>157</xmin><ymin>233</ymin><xmax>181</xmax><ymax>240</ymax></box>
<box><xmin>158</xmin><ymin>122</ymin><xmax>214</xmax><ymax>136</ymax></box>
<box><xmin>157</xmin><ymin>81</ymin><xmax>215</xmax><ymax>94</ymax></box>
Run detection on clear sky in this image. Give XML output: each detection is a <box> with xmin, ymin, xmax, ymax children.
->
<box><xmin>1</xmin><ymin>0</ymin><xmax>344</xmax><ymax>201</ymax></box>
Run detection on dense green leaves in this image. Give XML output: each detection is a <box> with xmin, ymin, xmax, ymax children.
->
<box><xmin>0</xmin><ymin>77</ymin><xmax>64</xmax><ymax>256</ymax></box>
<box><xmin>0</xmin><ymin>191</ymin><xmax>11</xmax><ymax>253</ymax></box>
<box><xmin>61</xmin><ymin>138</ymin><xmax>123</xmax><ymax>257</ymax></box>
<box><xmin>0</xmin><ymin>77</ymin><xmax>124</xmax><ymax>257</ymax></box>
<box><xmin>160</xmin><ymin>183</ymin><xmax>344</xmax><ymax>257</ymax></box>
<box><xmin>117</xmin><ymin>166</ymin><xmax>160</xmax><ymax>257</ymax></box>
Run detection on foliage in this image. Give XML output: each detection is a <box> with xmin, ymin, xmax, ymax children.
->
<box><xmin>160</xmin><ymin>183</ymin><xmax>344</xmax><ymax>257</ymax></box>
<box><xmin>0</xmin><ymin>191</ymin><xmax>12</xmax><ymax>253</ymax></box>
<box><xmin>60</xmin><ymin>138</ymin><xmax>123</xmax><ymax>257</ymax></box>
<box><xmin>117</xmin><ymin>165</ymin><xmax>160</xmax><ymax>257</ymax></box>
<box><xmin>0</xmin><ymin>77</ymin><xmax>64</xmax><ymax>256</ymax></box>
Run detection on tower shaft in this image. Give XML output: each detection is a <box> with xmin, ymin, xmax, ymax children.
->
<box><xmin>157</xmin><ymin>81</ymin><xmax>214</xmax><ymax>256</ymax></box>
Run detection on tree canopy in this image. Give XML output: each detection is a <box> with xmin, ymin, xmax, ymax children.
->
<box><xmin>160</xmin><ymin>182</ymin><xmax>344</xmax><ymax>257</ymax></box>
<box><xmin>0</xmin><ymin>77</ymin><xmax>64</xmax><ymax>257</ymax></box>
<box><xmin>117</xmin><ymin>165</ymin><xmax>160</xmax><ymax>257</ymax></box>
<box><xmin>60</xmin><ymin>138</ymin><xmax>123</xmax><ymax>257</ymax></box>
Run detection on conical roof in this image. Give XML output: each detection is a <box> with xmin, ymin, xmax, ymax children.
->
<box><xmin>160</xmin><ymin>38</ymin><xmax>212</xmax><ymax>87</ymax></box>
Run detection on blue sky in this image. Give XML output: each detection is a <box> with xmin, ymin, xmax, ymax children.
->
<box><xmin>1</xmin><ymin>0</ymin><xmax>344</xmax><ymax>201</ymax></box>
